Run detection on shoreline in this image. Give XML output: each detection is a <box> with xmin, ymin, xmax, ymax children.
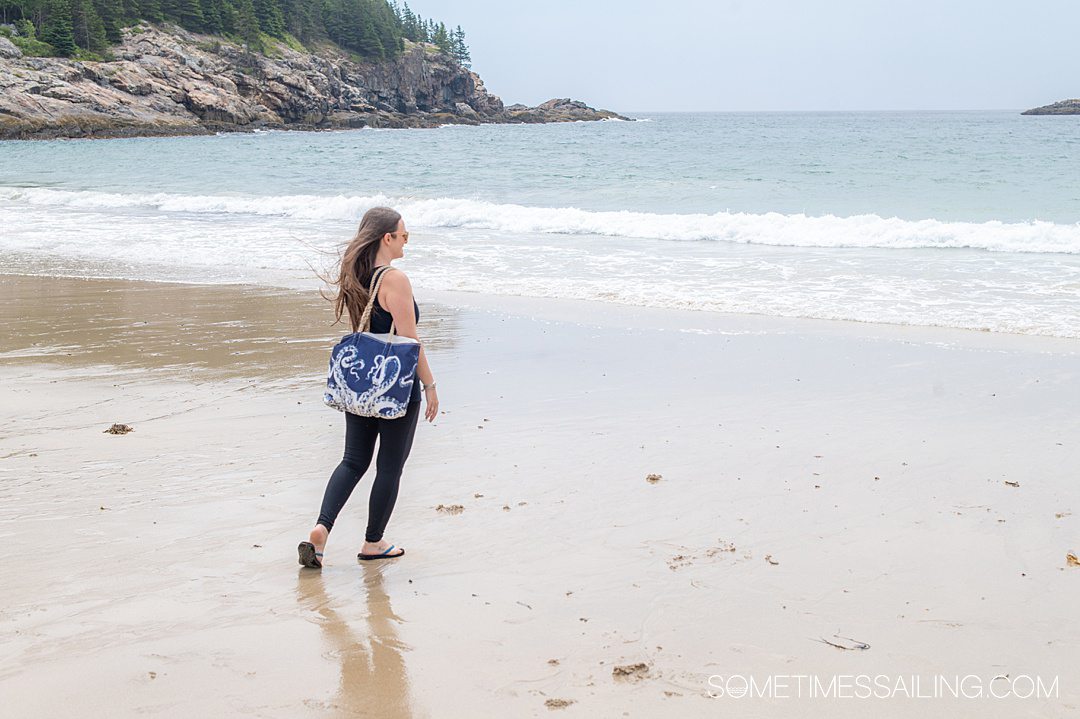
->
<box><xmin>2</xmin><ymin>274</ymin><xmax>1078</xmax><ymax>717</ymax></box>
<box><xmin>2</xmin><ymin>269</ymin><xmax>1076</xmax><ymax>349</ymax></box>
<box><xmin>0</xmin><ymin>112</ymin><xmax>633</xmax><ymax>143</ymax></box>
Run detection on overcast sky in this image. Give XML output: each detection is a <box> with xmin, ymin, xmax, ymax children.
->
<box><xmin>407</xmin><ymin>0</ymin><xmax>1080</xmax><ymax>112</ymax></box>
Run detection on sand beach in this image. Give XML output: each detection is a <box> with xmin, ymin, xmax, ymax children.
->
<box><xmin>1</xmin><ymin>272</ymin><xmax>1077</xmax><ymax>717</ymax></box>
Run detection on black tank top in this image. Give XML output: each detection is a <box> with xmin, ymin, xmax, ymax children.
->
<box><xmin>364</xmin><ymin>265</ymin><xmax>421</xmax><ymax>403</ymax></box>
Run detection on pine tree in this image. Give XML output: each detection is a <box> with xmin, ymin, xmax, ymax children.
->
<box><xmin>175</xmin><ymin>0</ymin><xmax>203</xmax><ymax>30</ymax></box>
<box><xmin>320</xmin><ymin>0</ymin><xmax>351</xmax><ymax>49</ymax></box>
<box><xmin>41</xmin><ymin>0</ymin><xmax>78</xmax><ymax>55</ymax></box>
<box><xmin>451</xmin><ymin>25</ymin><xmax>469</xmax><ymax>67</ymax></box>
<box><xmin>355</xmin><ymin>14</ymin><xmax>383</xmax><ymax>58</ymax></box>
<box><xmin>217</xmin><ymin>0</ymin><xmax>237</xmax><ymax>34</ymax></box>
<box><xmin>92</xmin><ymin>0</ymin><xmax>123</xmax><ymax>42</ymax></box>
<box><xmin>399</xmin><ymin>2</ymin><xmax>417</xmax><ymax>41</ymax></box>
<box><xmin>253</xmin><ymin>0</ymin><xmax>282</xmax><ymax>37</ymax></box>
<box><xmin>70</xmin><ymin>0</ymin><xmax>107</xmax><ymax>50</ymax></box>
<box><xmin>159</xmin><ymin>0</ymin><xmax>178</xmax><ymax>20</ymax></box>
<box><xmin>199</xmin><ymin>0</ymin><xmax>222</xmax><ymax>33</ymax></box>
<box><xmin>281</xmin><ymin>0</ymin><xmax>313</xmax><ymax>41</ymax></box>
<box><xmin>367</xmin><ymin>0</ymin><xmax>398</xmax><ymax>55</ymax></box>
<box><xmin>431</xmin><ymin>20</ymin><xmax>448</xmax><ymax>53</ymax></box>
<box><xmin>231</xmin><ymin>0</ymin><xmax>259</xmax><ymax>48</ymax></box>
<box><xmin>139</xmin><ymin>0</ymin><xmax>163</xmax><ymax>22</ymax></box>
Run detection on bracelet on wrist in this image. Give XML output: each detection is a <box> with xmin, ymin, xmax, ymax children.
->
<box><xmin>422</xmin><ymin>382</ymin><xmax>436</xmax><ymax>391</ymax></box>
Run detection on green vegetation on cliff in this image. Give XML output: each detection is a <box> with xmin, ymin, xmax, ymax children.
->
<box><xmin>0</xmin><ymin>0</ymin><xmax>470</xmax><ymax>63</ymax></box>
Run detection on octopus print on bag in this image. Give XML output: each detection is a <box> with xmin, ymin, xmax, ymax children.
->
<box><xmin>323</xmin><ymin>266</ymin><xmax>420</xmax><ymax>419</ymax></box>
<box><xmin>324</xmin><ymin>338</ymin><xmax>418</xmax><ymax>418</ymax></box>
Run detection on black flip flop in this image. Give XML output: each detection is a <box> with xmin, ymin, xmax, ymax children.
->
<box><xmin>358</xmin><ymin>544</ymin><xmax>405</xmax><ymax>561</ymax></box>
<box><xmin>297</xmin><ymin>541</ymin><xmax>323</xmax><ymax>568</ymax></box>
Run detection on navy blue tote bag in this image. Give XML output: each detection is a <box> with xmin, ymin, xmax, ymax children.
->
<box><xmin>324</xmin><ymin>265</ymin><xmax>420</xmax><ymax>419</ymax></box>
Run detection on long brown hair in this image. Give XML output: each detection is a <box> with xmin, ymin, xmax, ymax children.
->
<box><xmin>326</xmin><ymin>206</ymin><xmax>402</xmax><ymax>332</ymax></box>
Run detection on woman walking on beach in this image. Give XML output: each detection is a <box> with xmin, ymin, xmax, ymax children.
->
<box><xmin>298</xmin><ymin>207</ymin><xmax>439</xmax><ymax>567</ymax></box>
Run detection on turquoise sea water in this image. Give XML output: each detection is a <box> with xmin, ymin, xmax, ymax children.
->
<box><xmin>1</xmin><ymin>111</ymin><xmax>1078</xmax><ymax>336</ymax></box>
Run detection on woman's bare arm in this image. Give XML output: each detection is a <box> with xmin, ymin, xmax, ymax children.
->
<box><xmin>381</xmin><ymin>269</ymin><xmax>439</xmax><ymax>422</ymax></box>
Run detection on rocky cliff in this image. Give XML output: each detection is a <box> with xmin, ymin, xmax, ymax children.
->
<box><xmin>1021</xmin><ymin>98</ymin><xmax>1080</xmax><ymax>115</ymax></box>
<box><xmin>0</xmin><ymin>25</ymin><xmax>628</xmax><ymax>140</ymax></box>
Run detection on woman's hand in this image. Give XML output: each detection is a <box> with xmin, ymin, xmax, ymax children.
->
<box><xmin>424</xmin><ymin>386</ymin><xmax>439</xmax><ymax>422</ymax></box>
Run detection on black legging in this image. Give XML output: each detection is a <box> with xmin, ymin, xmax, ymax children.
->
<box><xmin>316</xmin><ymin>401</ymin><xmax>421</xmax><ymax>543</ymax></box>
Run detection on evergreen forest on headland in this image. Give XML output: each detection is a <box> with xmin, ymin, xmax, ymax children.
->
<box><xmin>0</xmin><ymin>0</ymin><xmax>470</xmax><ymax>64</ymax></box>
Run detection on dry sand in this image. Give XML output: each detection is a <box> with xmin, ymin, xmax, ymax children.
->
<box><xmin>1</xmin><ymin>273</ymin><xmax>1078</xmax><ymax>718</ymax></box>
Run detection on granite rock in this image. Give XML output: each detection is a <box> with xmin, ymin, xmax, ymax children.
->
<box><xmin>0</xmin><ymin>24</ymin><xmax>630</xmax><ymax>140</ymax></box>
<box><xmin>1022</xmin><ymin>98</ymin><xmax>1080</xmax><ymax>115</ymax></box>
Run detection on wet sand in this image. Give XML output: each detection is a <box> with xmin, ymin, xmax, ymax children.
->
<box><xmin>1</xmin><ymin>273</ymin><xmax>1078</xmax><ymax>718</ymax></box>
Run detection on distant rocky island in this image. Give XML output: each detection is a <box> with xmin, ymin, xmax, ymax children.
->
<box><xmin>0</xmin><ymin>25</ymin><xmax>628</xmax><ymax>141</ymax></box>
<box><xmin>1022</xmin><ymin>98</ymin><xmax>1080</xmax><ymax>115</ymax></box>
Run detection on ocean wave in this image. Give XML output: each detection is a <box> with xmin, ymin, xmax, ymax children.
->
<box><xmin>3</xmin><ymin>187</ymin><xmax>1079</xmax><ymax>254</ymax></box>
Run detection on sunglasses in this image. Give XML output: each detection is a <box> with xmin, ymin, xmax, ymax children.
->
<box><xmin>391</xmin><ymin>230</ymin><xmax>410</xmax><ymax>241</ymax></box>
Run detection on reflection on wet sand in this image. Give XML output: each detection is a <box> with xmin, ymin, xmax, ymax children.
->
<box><xmin>296</xmin><ymin>567</ymin><xmax>414</xmax><ymax>719</ymax></box>
<box><xmin>0</xmin><ymin>274</ymin><xmax>463</xmax><ymax>381</ymax></box>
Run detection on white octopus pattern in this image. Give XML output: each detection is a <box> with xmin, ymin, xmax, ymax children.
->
<box><xmin>324</xmin><ymin>342</ymin><xmax>416</xmax><ymax>418</ymax></box>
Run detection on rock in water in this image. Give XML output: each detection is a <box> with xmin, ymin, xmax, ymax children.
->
<box><xmin>1022</xmin><ymin>98</ymin><xmax>1080</xmax><ymax>115</ymax></box>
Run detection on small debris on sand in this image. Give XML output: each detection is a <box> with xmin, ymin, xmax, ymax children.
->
<box><xmin>148</xmin><ymin>671</ymin><xmax>157</xmax><ymax>679</ymax></box>
<box><xmin>502</xmin><ymin>504</ymin><xmax>511</xmax><ymax>511</ymax></box>
<box><xmin>517</xmin><ymin>501</ymin><xmax>527</xmax><ymax>506</ymax></box>
<box><xmin>612</xmin><ymin>662</ymin><xmax>650</xmax><ymax>681</ymax></box>
<box><xmin>1067</xmin><ymin>553</ymin><xmax>1080</xmax><ymax>568</ymax></box>
<box><xmin>1055</xmin><ymin>512</ymin><xmax>1071</xmax><ymax>519</ymax></box>
<box><xmin>104</xmin><ymin>423</ymin><xmax>133</xmax><ymax>435</ymax></box>
<box><xmin>1005</xmin><ymin>480</ymin><xmax>1020</xmax><ymax>488</ymax></box>
<box><xmin>435</xmin><ymin>504</ymin><xmax>464</xmax><ymax>515</ymax></box>
<box><xmin>765</xmin><ymin>554</ymin><xmax>779</xmax><ymax>565</ymax></box>
<box><xmin>645</xmin><ymin>473</ymin><xmax>662</xmax><ymax>484</ymax></box>
<box><xmin>705</xmin><ymin>541</ymin><xmax>737</xmax><ymax>557</ymax></box>
<box><xmin>547</xmin><ymin>658</ymin><xmax>560</xmax><ymax>666</ymax></box>
<box><xmin>473</xmin><ymin>492</ymin><xmax>484</xmax><ymax>498</ymax></box>
<box><xmin>667</xmin><ymin>554</ymin><xmax>693</xmax><ymax>571</ymax></box>
<box><xmin>545</xmin><ymin>698</ymin><xmax>575</xmax><ymax>710</ymax></box>
<box><xmin>816</xmin><ymin>635</ymin><xmax>870</xmax><ymax>651</ymax></box>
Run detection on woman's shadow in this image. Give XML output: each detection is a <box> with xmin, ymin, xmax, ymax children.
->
<box><xmin>296</xmin><ymin>565</ymin><xmax>415</xmax><ymax>718</ymax></box>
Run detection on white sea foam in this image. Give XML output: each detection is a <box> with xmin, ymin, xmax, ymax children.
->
<box><xmin>3</xmin><ymin>187</ymin><xmax>1078</xmax><ymax>255</ymax></box>
<box><xmin>3</xmin><ymin>189</ymin><xmax>1078</xmax><ymax>338</ymax></box>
